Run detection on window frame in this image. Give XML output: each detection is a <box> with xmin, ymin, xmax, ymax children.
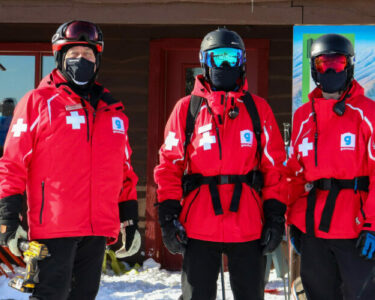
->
<box><xmin>0</xmin><ymin>43</ymin><xmax>53</xmax><ymax>87</ymax></box>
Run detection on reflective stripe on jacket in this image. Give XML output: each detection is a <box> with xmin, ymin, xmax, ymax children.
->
<box><xmin>154</xmin><ymin>75</ymin><xmax>286</xmax><ymax>242</ymax></box>
<box><xmin>286</xmin><ymin>80</ymin><xmax>375</xmax><ymax>238</ymax></box>
<box><xmin>0</xmin><ymin>69</ymin><xmax>138</xmax><ymax>242</ymax></box>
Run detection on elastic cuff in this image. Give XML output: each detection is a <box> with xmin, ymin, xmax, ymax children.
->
<box><xmin>119</xmin><ymin>200</ymin><xmax>138</xmax><ymax>222</ymax></box>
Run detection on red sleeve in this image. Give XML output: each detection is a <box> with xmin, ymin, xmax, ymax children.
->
<box><xmin>154</xmin><ymin>98</ymin><xmax>189</xmax><ymax>203</ymax></box>
<box><xmin>362</xmin><ymin>112</ymin><xmax>375</xmax><ymax>231</ymax></box>
<box><xmin>285</xmin><ymin>109</ymin><xmax>308</xmax><ymax>207</ymax></box>
<box><xmin>118</xmin><ymin>115</ymin><xmax>138</xmax><ymax>202</ymax></box>
<box><xmin>258</xmin><ymin>100</ymin><xmax>287</xmax><ymax>203</ymax></box>
<box><xmin>0</xmin><ymin>91</ymin><xmax>39</xmax><ymax>198</ymax></box>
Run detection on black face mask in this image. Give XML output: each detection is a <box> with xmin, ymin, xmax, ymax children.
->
<box><xmin>316</xmin><ymin>69</ymin><xmax>348</xmax><ymax>93</ymax></box>
<box><xmin>65</xmin><ymin>57</ymin><xmax>96</xmax><ymax>86</ymax></box>
<box><xmin>209</xmin><ymin>66</ymin><xmax>241</xmax><ymax>92</ymax></box>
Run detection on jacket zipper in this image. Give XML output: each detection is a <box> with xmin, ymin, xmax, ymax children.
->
<box><xmin>183</xmin><ymin>188</ymin><xmax>200</xmax><ymax>223</ymax></box>
<box><xmin>89</xmin><ymin>104</ymin><xmax>96</xmax><ymax>234</ymax></box>
<box><xmin>204</xmin><ymin>99</ymin><xmax>222</xmax><ymax>160</ymax></box>
<box><xmin>80</xmin><ymin>99</ymin><xmax>90</xmax><ymax>142</ymax></box>
<box><xmin>39</xmin><ymin>181</ymin><xmax>45</xmax><ymax>224</ymax></box>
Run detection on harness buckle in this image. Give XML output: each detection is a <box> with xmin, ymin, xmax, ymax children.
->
<box><xmin>217</xmin><ymin>175</ymin><xmax>230</xmax><ymax>185</ymax></box>
<box><xmin>319</xmin><ymin>178</ymin><xmax>333</xmax><ymax>190</ymax></box>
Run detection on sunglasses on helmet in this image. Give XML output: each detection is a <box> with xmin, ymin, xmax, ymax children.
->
<box><xmin>314</xmin><ymin>53</ymin><xmax>348</xmax><ymax>74</ymax></box>
<box><xmin>52</xmin><ymin>21</ymin><xmax>103</xmax><ymax>53</ymax></box>
<box><xmin>200</xmin><ymin>47</ymin><xmax>245</xmax><ymax>68</ymax></box>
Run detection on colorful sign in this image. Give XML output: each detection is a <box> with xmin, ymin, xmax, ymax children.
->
<box><xmin>293</xmin><ymin>25</ymin><xmax>375</xmax><ymax>113</ymax></box>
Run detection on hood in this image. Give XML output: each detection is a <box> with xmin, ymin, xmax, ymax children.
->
<box><xmin>191</xmin><ymin>74</ymin><xmax>249</xmax><ymax>98</ymax></box>
<box><xmin>38</xmin><ymin>68</ymin><xmax>68</xmax><ymax>89</ymax></box>
<box><xmin>191</xmin><ymin>74</ymin><xmax>249</xmax><ymax>115</ymax></box>
<box><xmin>38</xmin><ymin>69</ymin><xmax>122</xmax><ymax>111</ymax></box>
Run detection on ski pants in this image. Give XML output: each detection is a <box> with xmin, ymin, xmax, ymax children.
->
<box><xmin>29</xmin><ymin>236</ymin><xmax>106</xmax><ymax>300</ymax></box>
<box><xmin>300</xmin><ymin>235</ymin><xmax>375</xmax><ymax>300</ymax></box>
<box><xmin>181</xmin><ymin>238</ymin><xmax>266</xmax><ymax>300</ymax></box>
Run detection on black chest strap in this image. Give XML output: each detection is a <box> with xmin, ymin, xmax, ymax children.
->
<box><xmin>306</xmin><ymin>176</ymin><xmax>369</xmax><ymax>235</ymax></box>
<box><xmin>182</xmin><ymin>171</ymin><xmax>263</xmax><ymax>215</ymax></box>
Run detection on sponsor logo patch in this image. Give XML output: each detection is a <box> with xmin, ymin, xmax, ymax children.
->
<box><xmin>112</xmin><ymin>117</ymin><xmax>125</xmax><ymax>134</ymax></box>
<box><xmin>340</xmin><ymin>132</ymin><xmax>355</xmax><ymax>150</ymax></box>
<box><xmin>240</xmin><ymin>130</ymin><xmax>253</xmax><ymax>147</ymax></box>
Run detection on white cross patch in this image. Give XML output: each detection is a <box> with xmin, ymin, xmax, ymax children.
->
<box><xmin>11</xmin><ymin>118</ymin><xmax>27</xmax><ymax>137</ymax></box>
<box><xmin>298</xmin><ymin>137</ymin><xmax>313</xmax><ymax>157</ymax></box>
<box><xmin>66</xmin><ymin>111</ymin><xmax>85</xmax><ymax>130</ymax></box>
<box><xmin>165</xmin><ymin>131</ymin><xmax>179</xmax><ymax>150</ymax></box>
<box><xmin>199</xmin><ymin>132</ymin><xmax>216</xmax><ymax>150</ymax></box>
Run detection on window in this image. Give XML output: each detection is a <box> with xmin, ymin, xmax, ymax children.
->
<box><xmin>0</xmin><ymin>43</ymin><xmax>54</xmax><ymax>105</ymax></box>
<box><xmin>0</xmin><ymin>43</ymin><xmax>54</xmax><ymax>151</ymax></box>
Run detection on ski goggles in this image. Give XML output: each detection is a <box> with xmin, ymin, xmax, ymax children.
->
<box><xmin>53</xmin><ymin>21</ymin><xmax>103</xmax><ymax>52</ymax></box>
<box><xmin>314</xmin><ymin>54</ymin><xmax>348</xmax><ymax>73</ymax></box>
<box><xmin>200</xmin><ymin>47</ymin><xmax>246</xmax><ymax>68</ymax></box>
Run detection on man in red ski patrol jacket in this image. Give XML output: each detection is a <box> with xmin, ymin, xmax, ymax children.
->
<box><xmin>286</xmin><ymin>34</ymin><xmax>375</xmax><ymax>300</ymax></box>
<box><xmin>154</xmin><ymin>28</ymin><xmax>287</xmax><ymax>300</ymax></box>
<box><xmin>0</xmin><ymin>21</ymin><xmax>139</xmax><ymax>299</ymax></box>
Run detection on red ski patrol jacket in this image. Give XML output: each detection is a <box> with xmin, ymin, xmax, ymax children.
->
<box><xmin>0</xmin><ymin>69</ymin><xmax>138</xmax><ymax>243</ymax></box>
<box><xmin>154</xmin><ymin>75</ymin><xmax>286</xmax><ymax>243</ymax></box>
<box><xmin>286</xmin><ymin>80</ymin><xmax>375</xmax><ymax>239</ymax></box>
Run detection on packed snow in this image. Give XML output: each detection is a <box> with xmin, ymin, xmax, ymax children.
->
<box><xmin>0</xmin><ymin>258</ymin><xmax>287</xmax><ymax>299</ymax></box>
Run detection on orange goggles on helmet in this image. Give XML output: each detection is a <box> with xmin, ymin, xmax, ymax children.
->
<box><xmin>52</xmin><ymin>21</ymin><xmax>103</xmax><ymax>53</ymax></box>
<box><xmin>314</xmin><ymin>54</ymin><xmax>348</xmax><ymax>74</ymax></box>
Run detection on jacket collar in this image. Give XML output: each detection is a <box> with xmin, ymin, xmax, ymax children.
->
<box><xmin>308</xmin><ymin>80</ymin><xmax>364</xmax><ymax>103</ymax></box>
<box><xmin>39</xmin><ymin>69</ymin><xmax>123</xmax><ymax>110</ymax></box>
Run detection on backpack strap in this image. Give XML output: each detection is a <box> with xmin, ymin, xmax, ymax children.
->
<box><xmin>242</xmin><ymin>92</ymin><xmax>262</xmax><ymax>163</ymax></box>
<box><xmin>184</xmin><ymin>95</ymin><xmax>204</xmax><ymax>157</ymax></box>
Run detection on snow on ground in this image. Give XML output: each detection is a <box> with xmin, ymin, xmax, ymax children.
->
<box><xmin>0</xmin><ymin>259</ymin><xmax>287</xmax><ymax>300</ymax></box>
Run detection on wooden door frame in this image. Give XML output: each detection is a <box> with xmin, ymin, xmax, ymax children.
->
<box><xmin>146</xmin><ymin>38</ymin><xmax>269</xmax><ymax>269</ymax></box>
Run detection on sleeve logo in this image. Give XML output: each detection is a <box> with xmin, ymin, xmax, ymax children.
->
<box><xmin>112</xmin><ymin>117</ymin><xmax>125</xmax><ymax>134</ymax></box>
<box><xmin>11</xmin><ymin>118</ymin><xmax>27</xmax><ymax>137</ymax></box>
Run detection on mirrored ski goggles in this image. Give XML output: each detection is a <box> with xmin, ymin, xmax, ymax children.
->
<box><xmin>314</xmin><ymin>54</ymin><xmax>348</xmax><ymax>74</ymax></box>
<box><xmin>200</xmin><ymin>47</ymin><xmax>246</xmax><ymax>68</ymax></box>
<box><xmin>53</xmin><ymin>21</ymin><xmax>103</xmax><ymax>52</ymax></box>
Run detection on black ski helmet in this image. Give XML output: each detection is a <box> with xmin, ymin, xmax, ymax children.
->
<box><xmin>200</xmin><ymin>28</ymin><xmax>246</xmax><ymax>80</ymax></box>
<box><xmin>52</xmin><ymin>20</ymin><xmax>104</xmax><ymax>72</ymax></box>
<box><xmin>310</xmin><ymin>34</ymin><xmax>354</xmax><ymax>91</ymax></box>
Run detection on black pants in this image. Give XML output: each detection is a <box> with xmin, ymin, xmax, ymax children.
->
<box><xmin>29</xmin><ymin>236</ymin><xmax>106</xmax><ymax>300</ymax></box>
<box><xmin>300</xmin><ymin>235</ymin><xmax>375</xmax><ymax>300</ymax></box>
<box><xmin>181</xmin><ymin>238</ymin><xmax>266</xmax><ymax>300</ymax></box>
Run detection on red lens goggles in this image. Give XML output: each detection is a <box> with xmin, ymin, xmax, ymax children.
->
<box><xmin>53</xmin><ymin>21</ymin><xmax>103</xmax><ymax>52</ymax></box>
<box><xmin>314</xmin><ymin>54</ymin><xmax>347</xmax><ymax>73</ymax></box>
<box><xmin>65</xmin><ymin>21</ymin><xmax>99</xmax><ymax>42</ymax></box>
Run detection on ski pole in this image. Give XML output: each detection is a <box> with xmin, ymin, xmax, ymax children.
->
<box><xmin>220</xmin><ymin>254</ymin><xmax>226</xmax><ymax>300</ymax></box>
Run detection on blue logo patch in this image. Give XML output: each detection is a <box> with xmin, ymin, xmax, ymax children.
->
<box><xmin>240</xmin><ymin>130</ymin><xmax>253</xmax><ymax>147</ymax></box>
<box><xmin>112</xmin><ymin>117</ymin><xmax>125</xmax><ymax>134</ymax></box>
<box><xmin>340</xmin><ymin>132</ymin><xmax>355</xmax><ymax>150</ymax></box>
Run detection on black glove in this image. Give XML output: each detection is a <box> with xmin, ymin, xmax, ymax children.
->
<box><xmin>125</xmin><ymin>222</ymin><xmax>138</xmax><ymax>251</ymax></box>
<box><xmin>290</xmin><ymin>224</ymin><xmax>302</xmax><ymax>255</ymax></box>
<box><xmin>0</xmin><ymin>194</ymin><xmax>23</xmax><ymax>246</ymax></box>
<box><xmin>0</xmin><ymin>222</ymin><xmax>18</xmax><ymax>246</ymax></box>
<box><xmin>356</xmin><ymin>230</ymin><xmax>375</xmax><ymax>260</ymax></box>
<box><xmin>260</xmin><ymin>199</ymin><xmax>286</xmax><ymax>255</ymax></box>
<box><xmin>118</xmin><ymin>200</ymin><xmax>139</xmax><ymax>252</ymax></box>
<box><xmin>158</xmin><ymin>200</ymin><xmax>188</xmax><ymax>255</ymax></box>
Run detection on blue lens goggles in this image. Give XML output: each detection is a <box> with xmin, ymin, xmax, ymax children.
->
<box><xmin>200</xmin><ymin>47</ymin><xmax>246</xmax><ymax>68</ymax></box>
